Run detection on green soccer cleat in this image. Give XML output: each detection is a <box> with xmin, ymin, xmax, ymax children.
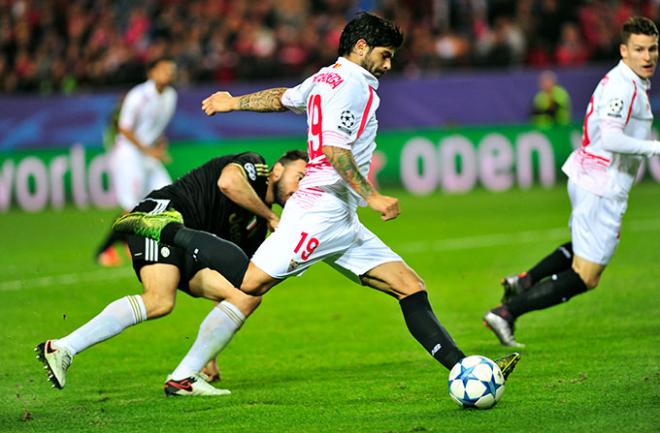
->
<box><xmin>35</xmin><ymin>340</ymin><xmax>73</xmax><ymax>389</ymax></box>
<box><xmin>112</xmin><ymin>210</ymin><xmax>183</xmax><ymax>242</ymax></box>
<box><xmin>164</xmin><ymin>374</ymin><xmax>231</xmax><ymax>397</ymax></box>
<box><xmin>494</xmin><ymin>352</ymin><xmax>521</xmax><ymax>381</ymax></box>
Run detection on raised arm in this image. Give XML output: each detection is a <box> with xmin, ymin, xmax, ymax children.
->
<box><xmin>322</xmin><ymin>146</ymin><xmax>399</xmax><ymax>221</ymax></box>
<box><xmin>202</xmin><ymin>88</ymin><xmax>289</xmax><ymax>115</ymax></box>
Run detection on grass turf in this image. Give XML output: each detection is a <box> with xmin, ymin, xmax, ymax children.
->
<box><xmin>0</xmin><ymin>183</ymin><xmax>658</xmax><ymax>432</ymax></box>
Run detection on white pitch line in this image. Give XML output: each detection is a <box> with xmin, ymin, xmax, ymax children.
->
<box><xmin>396</xmin><ymin>218</ymin><xmax>660</xmax><ymax>254</ymax></box>
<box><xmin>1</xmin><ymin>218</ymin><xmax>658</xmax><ymax>291</ymax></box>
<box><xmin>0</xmin><ymin>267</ymin><xmax>134</xmax><ymax>292</ymax></box>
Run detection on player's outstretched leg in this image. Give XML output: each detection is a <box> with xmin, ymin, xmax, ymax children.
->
<box><xmin>35</xmin><ymin>340</ymin><xmax>73</xmax><ymax>389</ymax></box>
<box><xmin>164</xmin><ymin>373</ymin><xmax>231</xmax><ymax>397</ymax></box>
<box><xmin>112</xmin><ymin>210</ymin><xmax>183</xmax><ymax>242</ymax></box>
<box><xmin>494</xmin><ymin>352</ymin><xmax>521</xmax><ymax>381</ymax></box>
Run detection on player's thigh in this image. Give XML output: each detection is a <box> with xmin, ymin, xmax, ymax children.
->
<box><xmin>110</xmin><ymin>146</ymin><xmax>145</xmax><ymax>210</ymax></box>
<box><xmin>330</xmin><ymin>225</ymin><xmax>419</xmax><ymax>299</ymax></box>
<box><xmin>568</xmin><ymin>181</ymin><xmax>626</xmax><ymax>269</ymax></box>
<box><xmin>189</xmin><ymin>267</ymin><xmax>261</xmax><ymax>315</ymax></box>
<box><xmin>139</xmin><ymin>263</ymin><xmax>181</xmax><ymax>318</ymax></box>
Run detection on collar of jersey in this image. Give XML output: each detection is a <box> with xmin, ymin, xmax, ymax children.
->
<box><xmin>335</xmin><ymin>57</ymin><xmax>379</xmax><ymax>90</ymax></box>
<box><xmin>618</xmin><ymin>60</ymin><xmax>652</xmax><ymax>91</ymax></box>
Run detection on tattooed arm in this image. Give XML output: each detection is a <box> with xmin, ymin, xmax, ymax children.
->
<box><xmin>202</xmin><ymin>88</ymin><xmax>288</xmax><ymax>115</ymax></box>
<box><xmin>323</xmin><ymin>146</ymin><xmax>400</xmax><ymax>221</ymax></box>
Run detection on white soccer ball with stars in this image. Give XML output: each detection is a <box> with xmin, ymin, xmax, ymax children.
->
<box><xmin>448</xmin><ymin>355</ymin><xmax>505</xmax><ymax>409</ymax></box>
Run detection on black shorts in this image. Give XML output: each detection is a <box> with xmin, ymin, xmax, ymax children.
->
<box><xmin>126</xmin><ymin>197</ymin><xmax>202</xmax><ymax>294</ymax></box>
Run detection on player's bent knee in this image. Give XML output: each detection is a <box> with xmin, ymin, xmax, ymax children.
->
<box><xmin>142</xmin><ymin>293</ymin><xmax>176</xmax><ymax>318</ymax></box>
<box><xmin>227</xmin><ymin>291</ymin><xmax>262</xmax><ymax>316</ymax></box>
<box><xmin>583</xmin><ymin>276</ymin><xmax>600</xmax><ymax>290</ymax></box>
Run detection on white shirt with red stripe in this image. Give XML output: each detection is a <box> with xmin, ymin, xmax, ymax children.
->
<box><xmin>562</xmin><ymin>60</ymin><xmax>660</xmax><ymax>199</ymax></box>
<box><xmin>281</xmin><ymin>57</ymin><xmax>380</xmax><ymax>206</ymax></box>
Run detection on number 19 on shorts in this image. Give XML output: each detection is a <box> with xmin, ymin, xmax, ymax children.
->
<box><xmin>294</xmin><ymin>231</ymin><xmax>319</xmax><ymax>261</ymax></box>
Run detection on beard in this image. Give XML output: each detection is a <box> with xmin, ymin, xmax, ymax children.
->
<box><xmin>273</xmin><ymin>179</ymin><xmax>287</xmax><ymax>207</ymax></box>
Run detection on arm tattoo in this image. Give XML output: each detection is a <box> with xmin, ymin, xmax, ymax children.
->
<box><xmin>238</xmin><ymin>88</ymin><xmax>288</xmax><ymax>112</ymax></box>
<box><xmin>324</xmin><ymin>146</ymin><xmax>374</xmax><ymax>199</ymax></box>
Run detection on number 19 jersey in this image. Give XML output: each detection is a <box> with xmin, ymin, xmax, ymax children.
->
<box><xmin>281</xmin><ymin>56</ymin><xmax>381</xmax><ymax>205</ymax></box>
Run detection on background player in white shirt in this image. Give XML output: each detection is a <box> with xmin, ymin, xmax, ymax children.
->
<box><xmin>115</xmin><ymin>13</ymin><xmax>520</xmax><ymax>390</ymax></box>
<box><xmin>95</xmin><ymin>57</ymin><xmax>178</xmax><ymax>266</ymax></box>
<box><xmin>484</xmin><ymin>17</ymin><xmax>660</xmax><ymax>348</ymax></box>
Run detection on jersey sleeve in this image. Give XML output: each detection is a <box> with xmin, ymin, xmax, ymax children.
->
<box><xmin>319</xmin><ymin>78</ymin><xmax>372</xmax><ymax>150</ymax></box>
<box><xmin>230</xmin><ymin>153</ymin><xmax>269</xmax><ymax>187</ymax></box>
<box><xmin>281</xmin><ymin>76</ymin><xmax>315</xmax><ymax>114</ymax></box>
<box><xmin>118</xmin><ymin>87</ymin><xmax>141</xmax><ymax>131</ymax></box>
<box><xmin>597</xmin><ymin>77</ymin><xmax>660</xmax><ymax>156</ymax></box>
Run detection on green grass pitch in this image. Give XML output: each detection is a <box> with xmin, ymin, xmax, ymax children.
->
<box><xmin>1</xmin><ymin>183</ymin><xmax>658</xmax><ymax>432</ymax></box>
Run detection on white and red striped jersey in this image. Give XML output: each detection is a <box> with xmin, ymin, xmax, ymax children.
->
<box><xmin>281</xmin><ymin>57</ymin><xmax>380</xmax><ymax>205</ymax></box>
<box><xmin>116</xmin><ymin>80</ymin><xmax>177</xmax><ymax>149</ymax></box>
<box><xmin>562</xmin><ymin>60</ymin><xmax>660</xmax><ymax>199</ymax></box>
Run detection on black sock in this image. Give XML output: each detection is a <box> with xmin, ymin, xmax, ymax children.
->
<box><xmin>167</xmin><ymin>226</ymin><xmax>249</xmax><ymax>287</ymax></box>
<box><xmin>95</xmin><ymin>228</ymin><xmax>124</xmax><ymax>257</ymax></box>
<box><xmin>526</xmin><ymin>241</ymin><xmax>573</xmax><ymax>286</ymax></box>
<box><xmin>505</xmin><ymin>268</ymin><xmax>588</xmax><ymax>319</ymax></box>
<box><xmin>400</xmin><ymin>291</ymin><xmax>465</xmax><ymax>370</ymax></box>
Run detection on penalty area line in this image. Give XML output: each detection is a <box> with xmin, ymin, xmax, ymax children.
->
<box><xmin>396</xmin><ymin>217</ymin><xmax>660</xmax><ymax>254</ymax></box>
<box><xmin>0</xmin><ymin>267</ymin><xmax>134</xmax><ymax>292</ymax></box>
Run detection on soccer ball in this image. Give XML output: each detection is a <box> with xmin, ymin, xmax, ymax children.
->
<box><xmin>448</xmin><ymin>355</ymin><xmax>505</xmax><ymax>409</ymax></box>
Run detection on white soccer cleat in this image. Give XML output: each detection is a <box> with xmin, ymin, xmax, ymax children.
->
<box><xmin>483</xmin><ymin>312</ymin><xmax>525</xmax><ymax>348</ymax></box>
<box><xmin>35</xmin><ymin>340</ymin><xmax>73</xmax><ymax>389</ymax></box>
<box><xmin>164</xmin><ymin>373</ymin><xmax>231</xmax><ymax>397</ymax></box>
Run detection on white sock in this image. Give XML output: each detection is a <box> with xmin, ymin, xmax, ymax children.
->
<box><xmin>56</xmin><ymin>295</ymin><xmax>147</xmax><ymax>356</ymax></box>
<box><xmin>171</xmin><ymin>301</ymin><xmax>245</xmax><ymax>380</ymax></box>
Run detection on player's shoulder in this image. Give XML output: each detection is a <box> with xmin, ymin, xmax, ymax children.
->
<box><xmin>599</xmin><ymin>64</ymin><xmax>636</xmax><ymax>94</ymax></box>
<box><xmin>234</xmin><ymin>151</ymin><xmax>266</xmax><ymax>165</ymax></box>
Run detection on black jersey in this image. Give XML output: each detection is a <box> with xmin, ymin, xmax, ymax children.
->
<box><xmin>151</xmin><ymin>152</ymin><xmax>270</xmax><ymax>257</ymax></box>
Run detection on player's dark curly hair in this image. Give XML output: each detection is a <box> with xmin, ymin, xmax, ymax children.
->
<box><xmin>621</xmin><ymin>16</ymin><xmax>659</xmax><ymax>44</ymax></box>
<box><xmin>146</xmin><ymin>56</ymin><xmax>175</xmax><ymax>72</ymax></box>
<box><xmin>338</xmin><ymin>12</ymin><xmax>403</xmax><ymax>57</ymax></box>
<box><xmin>276</xmin><ymin>149</ymin><xmax>308</xmax><ymax>166</ymax></box>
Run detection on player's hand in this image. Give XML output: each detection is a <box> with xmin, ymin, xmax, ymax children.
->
<box><xmin>267</xmin><ymin>215</ymin><xmax>280</xmax><ymax>232</ymax></box>
<box><xmin>366</xmin><ymin>192</ymin><xmax>400</xmax><ymax>221</ymax></box>
<box><xmin>202</xmin><ymin>91</ymin><xmax>237</xmax><ymax>116</ymax></box>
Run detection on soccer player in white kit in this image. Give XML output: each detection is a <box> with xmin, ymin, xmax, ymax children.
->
<box><xmin>115</xmin><ymin>13</ymin><xmax>520</xmax><ymax>388</ymax></box>
<box><xmin>484</xmin><ymin>16</ymin><xmax>660</xmax><ymax>348</ymax></box>
<box><xmin>95</xmin><ymin>57</ymin><xmax>178</xmax><ymax>266</ymax></box>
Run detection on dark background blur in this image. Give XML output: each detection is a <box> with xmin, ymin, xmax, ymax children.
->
<box><xmin>1</xmin><ymin>0</ymin><xmax>657</xmax><ymax>95</ymax></box>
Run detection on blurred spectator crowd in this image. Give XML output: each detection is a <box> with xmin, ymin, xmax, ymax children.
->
<box><xmin>1</xmin><ymin>0</ymin><xmax>658</xmax><ymax>94</ymax></box>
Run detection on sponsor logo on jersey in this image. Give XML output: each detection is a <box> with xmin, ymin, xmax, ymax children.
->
<box><xmin>244</xmin><ymin>163</ymin><xmax>257</xmax><ymax>181</ymax></box>
<box><xmin>313</xmin><ymin>72</ymin><xmax>344</xmax><ymax>89</ymax></box>
<box><xmin>606</xmin><ymin>98</ymin><xmax>624</xmax><ymax>118</ymax></box>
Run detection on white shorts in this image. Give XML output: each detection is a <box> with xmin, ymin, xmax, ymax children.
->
<box><xmin>110</xmin><ymin>142</ymin><xmax>172</xmax><ymax>210</ymax></box>
<box><xmin>251</xmin><ymin>188</ymin><xmax>402</xmax><ymax>282</ymax></box>
<box><xmin>567</xmin><ymin>180</ymin><xmax>628</xmax><ymax>265</ymax></box>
